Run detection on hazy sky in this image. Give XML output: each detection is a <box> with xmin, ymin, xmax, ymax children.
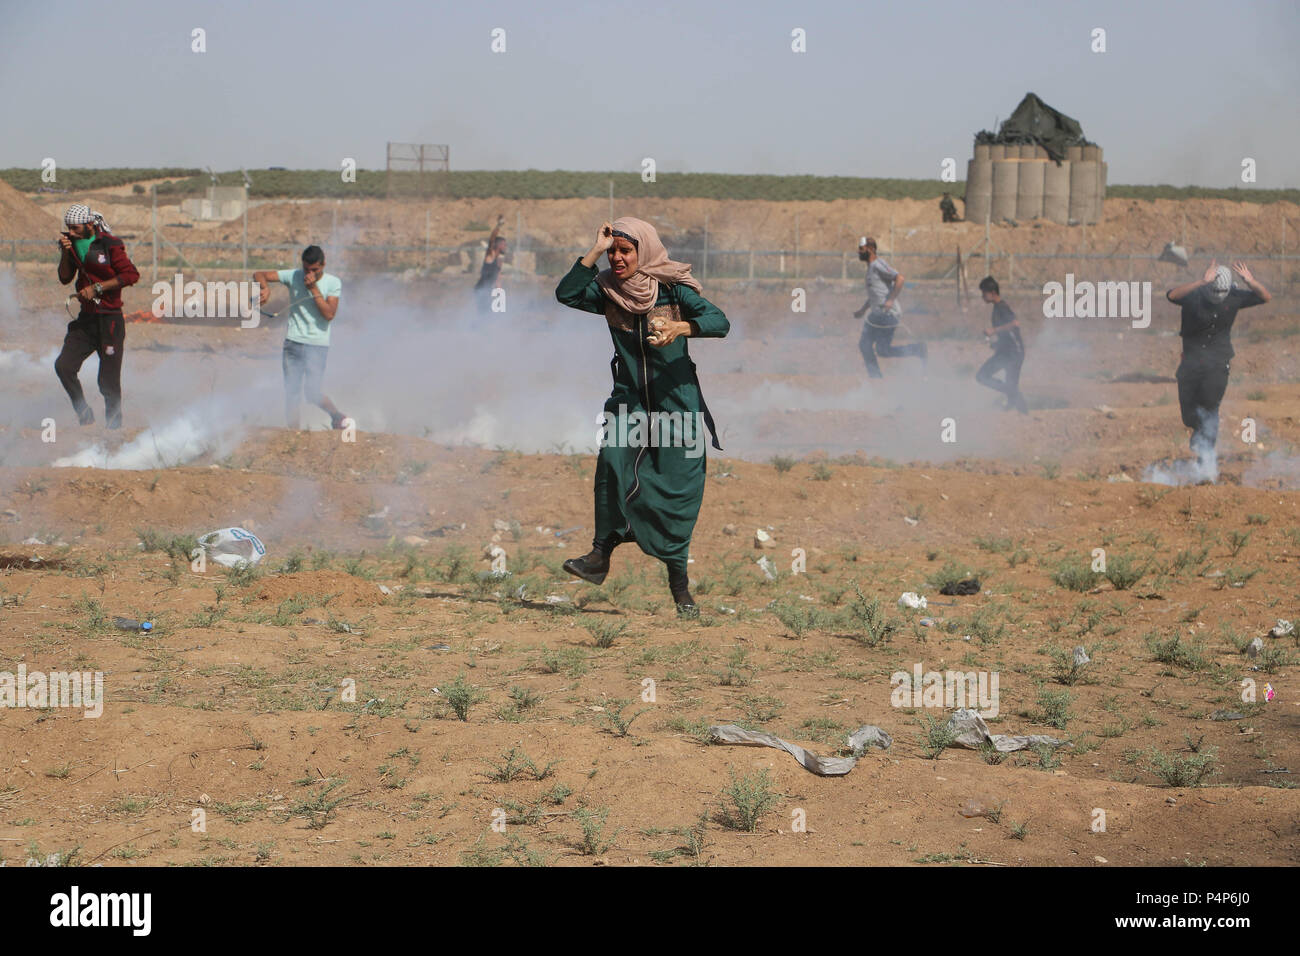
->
<box><xmin>2</xmin><ymin>0</ymin><xmax>1297</xmax><ymax>187</ymax></box>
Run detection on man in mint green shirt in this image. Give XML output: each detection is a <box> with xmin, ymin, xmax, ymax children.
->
<box><xmin>254</xmin><ymin>245</ymin><xmax>349</xmax><ymax>429</ymax></box>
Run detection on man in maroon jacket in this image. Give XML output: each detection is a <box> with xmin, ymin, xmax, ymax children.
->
<box><xmin>55</xmin><ymin>204</ymin><xmax>140</xmax><ymax>428</ymax></box>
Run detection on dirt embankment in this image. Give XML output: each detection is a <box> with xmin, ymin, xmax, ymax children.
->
<box><xmin>20</xmin><ymin>178</ymin><xmax>1300</xmax><ymax>261</ymax></box>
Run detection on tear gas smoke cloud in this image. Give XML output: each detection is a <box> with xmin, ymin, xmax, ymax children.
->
<box><xmin>51</xmin><ymin>402</ymin><xmax>247</xmax><ymax>470</ymax></box>
<box><xmin>4</xmin><ymin>263</ymin><xmax>1292</xmax><ymax>496</ymax></box>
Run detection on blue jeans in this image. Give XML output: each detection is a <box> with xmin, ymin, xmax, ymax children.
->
<box><xmin>282</xmin><ymin>339</ymin><xmax>329</xmax><ymax>423</ymax></box>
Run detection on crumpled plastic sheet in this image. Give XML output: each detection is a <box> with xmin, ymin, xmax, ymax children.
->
<box><xmin>708</xmin><ymin>723</ymin><xmax>892</xmax><ymax>776</ymax></box>
<box><xmin>198</xmin><ymin>527</ymin><xmax>265</xmax><ymax>569</ymax></box>
<box><xmin>945</xmin><ymin>708</ymin><xmax>1070</xmax><ymax>753</ymax></box>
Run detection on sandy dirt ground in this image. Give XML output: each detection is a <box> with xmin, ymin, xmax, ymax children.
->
<box><xmin>1</xmin><ymin>192</ymin><xmax>1298</xmax><ymax>868</ymax></box>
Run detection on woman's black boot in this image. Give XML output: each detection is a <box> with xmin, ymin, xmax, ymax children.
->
<box><xmin>668</xmin><ymin>566</ymin><xmax>698</xmax><ymax>619</ymax></box>
<box><xmin>563</xmin><ymin>538</ymin><xmax>613</xmax><ymax>585</ymax></box>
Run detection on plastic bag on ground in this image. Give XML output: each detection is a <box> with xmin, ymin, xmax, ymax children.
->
<box><xmin>944</xmin><ymin>708</ymin><xmax>1069</xmax><ymax>753</ymax></box>
<box><xmin>708</xmin><ymin>723</ymin><xmax>891</xmax><ymax>777</ymax></box>
<box><xmin>197</xmin><ymin>527</ymin><xmax>266</xmax><ymax>569</ymax></box>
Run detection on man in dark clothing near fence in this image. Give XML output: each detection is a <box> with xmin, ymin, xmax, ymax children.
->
<box><xmin>853</xmin><ymin>237</ymin><xmax>926</xmax><ymax>378</ymax></box>
<box><xmin>55</xmin><ymin>204</ymin><xmax>140</xmax><ymax>428</ymax></box>
<box><xmin>975</xmin><ymin>276</ymin><xmax>1027</xmax><ymax>413</ymax></box>
<box><xmin>1166</xmin><ymin>260</ymin><xmax>1270</xmax><ymax>462</ymax></box>
<box><xmin>474</xmin><ymin>215</ymin><xmax>508</xmax><ymax>314</ymax></box>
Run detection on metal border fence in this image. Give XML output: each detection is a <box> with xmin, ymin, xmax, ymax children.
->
<box><xmin>6</xmin><ymin>238</ymin><xmax>1297</xmax><ymax>295</ymax></box>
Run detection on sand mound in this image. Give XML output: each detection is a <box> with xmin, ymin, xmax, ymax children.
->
<box><xmin>0</xmin><ymin>179</ymin><xmax>59</xmax><ymax>240</ymax></box>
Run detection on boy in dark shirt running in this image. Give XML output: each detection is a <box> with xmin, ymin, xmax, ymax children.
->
<box><xmin>975</xmin><ymin>276</ymin><xmax>1027</xmax><ymax>413</ymax></box>
<box><xmin>1166</xmin><ymin>260</ymin><xmax>1270</xmax><ymax>461</ymax></box>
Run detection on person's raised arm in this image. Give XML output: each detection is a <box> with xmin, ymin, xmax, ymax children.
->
<box><xmin>253</xmin><ymin>269</ymin><xmax>282</xmax><ymax>305</ymax></box>
<box><xmin>315</xmin><ymin>296</ymin><xmax>340</xmax><ymax>321</ymax></box>
<box><xmin>1232</xmin><ymin>261</ymin><xmax>1271</xmax><ymax>304</ymax></box>
<box><xmin>304</xmin><ymin>274</ymin><xmax>338</xmax><ymax>321</ymax></box>
<box><xmin>579</xmin><ymin>221</ymin><xmax>614</xmax><ymax>269</ymax></box>
<box><xmin>485</xmin><ymin>216</ymin><xmax>504</xmax><ymax>262</ymax></box>
<box><xmin>557</xmin><ymin>223</ymin><xmax>616</xmax><ymax>315</ymax></box>
<box><xmin>1168</xmin><ymin>259</ymin><xmax>1217</xmax><ymax>304</ymax></box>
<box><xmin>56</xmin><ymin>234</ymin><xmax>76</xmax><ymax>284</ymax></box>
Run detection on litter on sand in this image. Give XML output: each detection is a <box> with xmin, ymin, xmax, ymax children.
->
<box><xmin>898</xmin><ymin>592</ymin><xmax>927</xmax><ymax>610</ymax></box>
<box><xmin>197</xmin><ymin>527</ymin><xmax>266</xmax><ymax>568</ymax></box>
<box><xmin>944</xmin><ymin>709</ymin><xmax>1070</xmax><ymax>753</ymax></box>
<box><xmin>1209</xmin><ymin>710</ymin><xmax>1245</xmax><ymax>721</ymax></box>
<box><xmin>708</xmin><ymin>723</ymin><xmax>892</xmax><ymax>776</ymax></box>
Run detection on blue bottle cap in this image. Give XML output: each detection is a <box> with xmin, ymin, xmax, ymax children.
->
<box><xmin>141</xmin><ymin>621</ymin><xmax>153</xmax><ymax>631</ymax></box>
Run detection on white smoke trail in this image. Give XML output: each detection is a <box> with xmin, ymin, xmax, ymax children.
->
<box><xmin>1142</xmin><ymin>454</ymin><xmax>1218</xmax><ymax>486</ymax></box>
<box><xmin>1143</xmin><ymin>405</ymin><xmax>1219</xmax><ymax>485</ymax></box>
<box><xmin>51</xmin><ymin>402</ymin><xmax>247</xmax><ymax>470</ymax></box>
<box><xmin>0</xmin><ymin>347</ymin><xmax>59</xmax><ymax>379</ymax></box>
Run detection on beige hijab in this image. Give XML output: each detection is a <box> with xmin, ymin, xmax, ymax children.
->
<box><xmin>595</xmin><ymin>217</ymin><xmax>702</xmax><ymax>314</ymax></box>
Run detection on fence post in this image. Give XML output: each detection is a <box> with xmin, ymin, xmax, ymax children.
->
<box><xmin>425</xmin><ymin>208</ymin><xmax>431</xmax><ymax>273</ymax></box>
<box><xmin>794</xmin><ymin>213</ymin><xmax>799</xmax><ymax>279</ymax></box>
<box><xmin>748</xmin><ymin>249</ymin><xmax>754</xmax><ymax>280</ymax></box>
<box><xmin>703</xmin><ymin>213</ymin><xmax>709</xmax><ymax>281</ymax></box>
<box><xmin>151</xmin><ymin>185</ymin><xmax>158</xmax><ymax>283</ymax></box>
<box><xmin>841</xmin><ymin>250</ymin><xmax>847</xmax><ymax>280</ymax></box>
<box><xmin>1283</xmin><ymin>218</ymin><xmax>1288</xmax><ymax>296</ymax></box>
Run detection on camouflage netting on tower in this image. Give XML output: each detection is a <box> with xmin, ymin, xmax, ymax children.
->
<box><xmin>975</xmin><ymin>92</ymin><xmax>1092</xmax><ymax>163</ymax></box>
<box><xmin>967</xmin><ymin>93</ymin><xmax>1105</xmax><ymax>224</ymax></box>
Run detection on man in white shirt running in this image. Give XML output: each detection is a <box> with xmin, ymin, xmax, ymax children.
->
<box><xmin>254</xmin><ymin>245</ymin><xmax>349</xmax><ymax>429</ymax></box>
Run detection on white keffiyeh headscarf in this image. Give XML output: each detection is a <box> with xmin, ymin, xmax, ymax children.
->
<box><xmin>64</xmin><ymin>203</ymin><xmax>112</xmax><ymax>235</ymax></box>
<box><xmin>1205</xmin><ymin>264</ymin><xmax>1233</xmax><ymax>304</ymax></box>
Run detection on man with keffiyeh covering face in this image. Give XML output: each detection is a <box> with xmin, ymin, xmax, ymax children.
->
<box><xmin>55</xmin><ymin>203</ymin><xmax>140</xmax><ymax>428</ymax></box>
<box><xmin>555</xmin><ymin>218</ymin><xmax>729</xmax><ymax>617</ymax></box>
<box><xmin>1165</xmin><ymin>259</ymin><xmax>1271</xmax><ymax>466</ymax></box>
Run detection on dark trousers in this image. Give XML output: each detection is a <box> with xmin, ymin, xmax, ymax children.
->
<box><xmin>1177</xmin><ymin>358</ymin><xmax>1230</xmax><ymax>457</ymax></box>
<box><xmin>976</xmin><ymin>347</ymin><xmax>1024</xmax><ymax>399</ymax></box>
<box><xmin>55</xmin><ymin>310</ymin><xmax>125</xmax><ymax>428</ymax></box>
<box><xmin>859</xmin><ymin>314</ymin><xmax>924</xmax><ymax>378</ymax></box>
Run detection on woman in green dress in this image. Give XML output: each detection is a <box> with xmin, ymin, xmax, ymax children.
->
<box><xmin>555</xmin><ymin>217</ymin><xmax>729</xmax><ymax>616</ymax></box>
